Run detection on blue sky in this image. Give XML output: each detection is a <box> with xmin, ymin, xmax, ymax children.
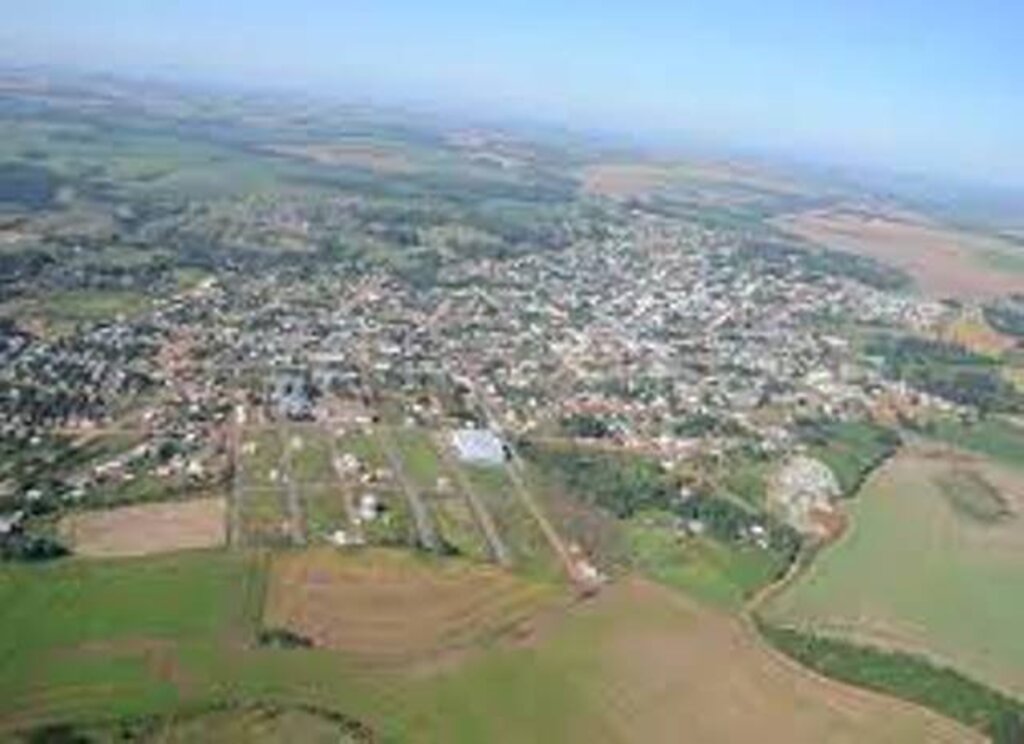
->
<box><xmin>4</xmin><ymin>1</ymin><xmax>1023</xmax><ymax>186</ymax></box>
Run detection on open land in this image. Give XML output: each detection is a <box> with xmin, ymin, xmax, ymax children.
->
<box><xmin>61</xmin><ymin>497</ymin><xmax>226</xmax><ymax>557</ymax></box>
<box><xmin>765</xmin><ymin>445</ymin><xmax>1024</xmax><ymax>697</ymax></box>
<box><xmin>0</xmin><ymin>548</ymin><xmax>978</xmax><ymax>743</ymax></box>
<box><xmin>773</xmin><ymin>207</ymin><xmax>1024</xmax><ymax>299</ymax></box>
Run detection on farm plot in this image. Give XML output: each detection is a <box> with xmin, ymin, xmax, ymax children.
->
<box><xmin>765</xmin><ymin>446</ymin><xmax>1024</xmax><ymax>697</ymax></box>
<box><xmin>773</xmin><ymin>207</ymin><xmax>1023</xmax><ymax>299</ymax></box>
<box><xmin>0</xmin><ymin>548</ymin><xmax>976</xmax><ymax>744</ymax></box>
<box><xmin>378</xmin><ymin>578</ymin><xmax>976</xmax><ymax>744</ymax></box>
<box><xmin>262</xmin><ymin>548</ymin><xmax>557</xmax><ymax>669</ymax></box>
<box><xmin>61</xmin><ymin>497</ymin><xmax>226</xmax><ymax>558</ymax></box>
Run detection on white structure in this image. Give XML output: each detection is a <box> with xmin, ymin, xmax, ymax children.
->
<box><xmin>451</xmin><ymin>428</ymin><xmax>506</xmax><ymax>466</ymax></box>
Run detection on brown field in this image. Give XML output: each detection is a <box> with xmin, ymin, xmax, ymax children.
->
<box><xmin>940</xmin><ymin>307</ymin><xmax>1018</xmax><ymax>356</ymax></box>
<box><xmin>264</xmin><ymin>143</ymin><xmax>417</xmax><ymax>173</ymax></box>
<box><xmin>62</xmin><ymin>497</ymin><xmax>226</xmax><ymax>557</ymax></box>
<box><xmin>580</xmin><ymin>160</ymin><xmax>805</xmax><ymax>200</ymax></box>
<box><xmin>774</xmin><ymin>207</ymin><xmax>1024</xmax><ymax>299</ymax></box>
<box><xmin>262</xmin><ymin>548</ymin><xmax>559</xmax><ymax>667</ymax></box>
<box><xmin>539</xmin><ymin>578</ymin><xmax>979</xmax><ymax>744</ymax></box>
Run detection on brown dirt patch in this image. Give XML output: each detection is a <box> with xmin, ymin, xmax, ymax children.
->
<box><xmin>773</xmin><ymin>207</ymin><xmax>1024</xmax><ymax>299</ymax></box>
<box><xmin>264</xmin><ymin>143</ymin><xmax>417</xmax><ymax>174</ymax></box>
<box><xmin>62</xmin><ymin>497</ymin><xmax>226</xmax><ymax>557</ymax></box>
<box><xmin>263</xmin><ymin>548</ymin><xmax>558</xmax><ymax>669</ymax></box>
<box><xmin>581</xmin><ymin>160</ymin><xmax>805</xmax><ymax>199</ymax></box>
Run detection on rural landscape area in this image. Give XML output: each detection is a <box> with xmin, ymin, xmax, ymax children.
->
<box><xmin>1</xmin><ymin>15</ymin><xmax>1024</xmax><ymax>743</ymax></box>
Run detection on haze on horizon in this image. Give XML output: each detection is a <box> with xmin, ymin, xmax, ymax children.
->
<box><xmin>4</xmin><ymin>0</ymin><xmax>1023</xmax><ymax>190</ymax></box>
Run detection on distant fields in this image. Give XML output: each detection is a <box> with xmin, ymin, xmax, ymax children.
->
<box><xmin>0</xmin><ymin>548</ymin><xmax>976</xmax><ymax>743</ymax></box>
<box><xmin>773</xmin><ymin>207</ymin><xmax>1024</xmax><ymax>299</ymax></box>
<box><xmin>765</xmin><ymin>446</ymin><xmax>1024</xmax><ymax>697</ymax></box>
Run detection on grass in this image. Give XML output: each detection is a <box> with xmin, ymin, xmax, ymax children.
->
<box><xmin>765</xmin><ymin>448</ymin><xmax>1024</xmax><ymax>697</ymax></box>
<box><xmin>35</xmin><ymin>289</ymin><xmax>148</xmax><ymax>325</ymax></box>
<box><xmin>0</xmin><ymin>550</ymin><xmax>260</xmax><ymax>728</ymax></box>
<box><xmin>392</xmin><ymin>427</ymin><xmax>442</xmax><ymax>490</ymax></box>
<box><xmin>302</xmin><ymin>484</ymin><xmax>350</xmax><ymax>540</ymax></box>
<box><xmin>0</xmin><ymin>548</ymin><xmax>973</xmax><ymax>743</ymax></box>
<box><xmin>239</xmin><ymin>430</ymin><xmax>285</xmax><ymax>490</ymax></box>
<box><xmin>287</xmin><ymin>428</ymin><xmax>333</xmax><ymax>484</ymax></box>
<box><xmin>462</xmin><ymin>464</ymin><xmax>558</xmax><ymax>579</ymax></box>
<box><xmin>626</xmin><ymin>510</ymin><xmax>783</xmax><ymax>609</ymax></box>
<box><xmin>240</xmin><ymin>488</ymin><xmax>291</xmax><ymax>547</ymax></box>
<box><xmin>933</xmin><ymin>468</ymin><xmax>1012</xmax><ymax>524</ymax></box>
<box><xmin>920</xmin><ymin>417</ymin><xmax>1024</xmax><ymax>469</ymax></box>
<box><xmin>804</xmin><ymin>420</ymin><xmax>900</xmax><ymax>496</ymax></box>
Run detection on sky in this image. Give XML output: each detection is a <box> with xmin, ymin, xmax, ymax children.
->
<box><xmin>3</xmin><ymin>0</ymin><xmax>1023</xmax><ymax>187</ymax></box>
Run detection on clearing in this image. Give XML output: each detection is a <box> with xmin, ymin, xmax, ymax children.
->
<box><xmin>765</xmin><ymin>445</ymin><xmax>1024</xmax><ymax>697</ymax></box>
<box><xmin>61</xmin><ymin>497</ymin><xmax>226</xmax><ymax>558</ymax></box>
<box><xmin>773</xmin><ymin>207</ymin><xmax>1024</xmax><ymax>299</ymax></box>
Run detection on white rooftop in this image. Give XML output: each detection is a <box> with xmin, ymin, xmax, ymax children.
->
<box><xmin>451</xmin><ymin>428</ymin><xmax>505</xmax><ymax>465</ymax></box>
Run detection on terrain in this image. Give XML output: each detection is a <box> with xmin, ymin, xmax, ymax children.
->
<box><xmin>765</xmin><ymin>441</ymin><xmax>1024</xmax><ymax>698</ymax></box>
<box><xmin>1</xmin><ymin>68</ymin><xmax>1023</xmax><ymax>743</ymax></box>
<box><xmin>0</xmin><ymin>548</ymin><xmax>979</xmax><ymax>743</ymax></box>
<box><xmin>773</xmin><ymin>207</ymin><xmax>1024</xmax><ymax>300</ymax></box>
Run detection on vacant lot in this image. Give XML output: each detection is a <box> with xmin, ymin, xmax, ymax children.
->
<box><xmin>774</xmin><ymin>207</ymin><xmax>1024</xmax><ymax>299</ymax></box>
<box><xmin>62</xmin><ymin>497</ymin><xmax>226</xmax><ymax>557</ymax></box>
<box><xmin>765</xmin><ymin>446</ymin><xmax>1024</xmax><ymax>697</ymax></box>
<box><xmin>263</xmin><ymin>548</ymin><xmax>557</xmax><ymax>668</ymax></box>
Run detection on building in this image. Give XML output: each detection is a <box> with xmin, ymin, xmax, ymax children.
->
<box><xmin>451</xmin><ymin>428</ymin><xmax>506</xmax><ymax>466</ymax></box>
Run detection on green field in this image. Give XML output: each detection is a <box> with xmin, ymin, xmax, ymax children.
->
<box><xmin>765</xmin><ymin>447</ymin><xmax>1024</xmax><ymax>698</ymax></box>
<box><xmin>0</xmin><ymin>549</ymin><xmax>972</xmax><ymax>743</ymax></box>
<box><xmin>920</xmin><ymin>416</ymin><xmax>1024</xmax><ymax>469</ymax></box>
<box><xmin>627</xmin><ymin>510</ymin><xmax>784</xmax><ymax>609</ymax></box>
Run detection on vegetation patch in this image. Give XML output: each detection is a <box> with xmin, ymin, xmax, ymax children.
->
<box><xmin>933</xmin><ymin>468</ymin><xmax>1013</xmax><ymax>524</ymax></box>
<box><xmin>757</xmin><ymin>621</ymin><xmax>1024</xmax><ymax>743</ymax></box>
<box><xmin>799</xmin><ymin>419</ymin><xmax>901</xmax><ymax>496</ymax></box>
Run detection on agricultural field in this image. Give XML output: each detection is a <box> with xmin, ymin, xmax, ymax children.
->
<box><xmin>773</xmin><ymin>206</ymin><xmax>1024</xmax><ymax>299</ymax></box>
<box><xmin>765</xmin><ymin>445</ymin><xmax>1024</xmax><ymax>697</ymax></box>
<box><xmin>263</xmin><ymin>548</ymin><xmax>557</xmax><ymax>668</ymax></box>
<box><xmin>919</xmin><ymin>416</ymin><xmax>1024</xmax><ymax>468</ymax></box>
<box><xmin>0</xmin><ymin>548</ymin><xmax>977</xmax><ymax>743</ymax></box>
<box><xmin>60</xmin><ymin>497</ymin><xmax>226</xmax><ymax>558</ymax></box>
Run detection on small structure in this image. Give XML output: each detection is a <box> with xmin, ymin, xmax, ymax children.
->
<box><xmin>269</xmin><ymin>370</ymin><xmax>314</xmax><ymax>420</ymax></box>
<box><xmin>451</xmin><ymin>428</ymin><xmax>506</xmax><ymax>466</ymax></box>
